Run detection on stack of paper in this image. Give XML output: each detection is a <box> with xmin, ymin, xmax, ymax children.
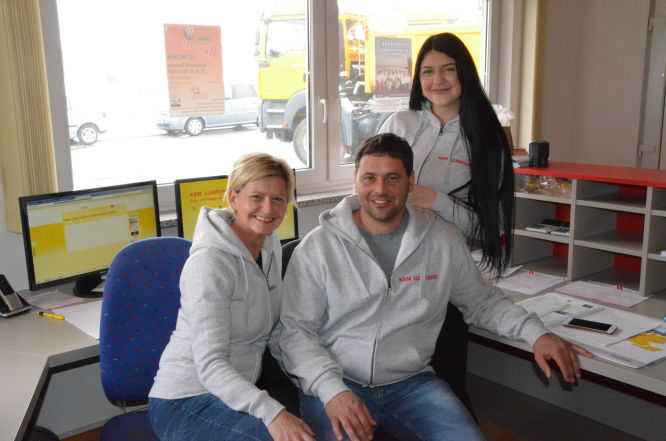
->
<box><xmin>556</xmin><ymin>280</ymin><xmax>647</xmax><ymax>308</ymax></box>
<box><xmin>519</xmin><ymin>293</ymin><xmax>664</xmax><ymax>368</ymax></box>
<box><xmin>496</xmin><ymin>270</ymin><xmax>565</xmax><ymax>296</ymax></box>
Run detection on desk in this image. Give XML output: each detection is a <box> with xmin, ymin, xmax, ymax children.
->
<box><xmin>0</xmin><ymin>289</ymin><xmax>98</xmax><ymax>441</ymax></box>
<box><xmin>2</xmin><ymin>289</ymin><xmax>665</xmax><ymax>441</ymax></box>
<box><xmin>470</xmin><ymin>290</ymin><xmax>666</xmax><ymax>401</ymax></box>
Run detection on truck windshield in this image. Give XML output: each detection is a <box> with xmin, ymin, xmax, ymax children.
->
<box><xmin>266</xmin><ymin>20</ymin><xmax>306</xmax><ymax>56</ymax></box>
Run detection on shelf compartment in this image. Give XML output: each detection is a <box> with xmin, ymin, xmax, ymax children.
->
<box><xmin>644</xmin><ymin>259</ymin><xmax>666</xmax><ymax>297</ymax></box>
<box><xmin>574</xmin><ymin>231</ymin><xmax>643</xmax><ymax>256</ymax></box>
<box><xmin>515</xmin><ymin>192</ymin><xmax>572</xmax><ymax>204</ymax></box>
<box><xmin>517</xmin><ymin>255</ymin><xmax>568</xmax><ymax>278</ymax></box>
<box><xmin>513</xmin><ymin>228</ymin><xmax>570</xmax><ymax>244</ymax></box>
<box><xmin>511</xmin><ymin>235</ymin><xmax>569</xmax><ymax>278</ymax></box>
<box><xmin>514</xmin><ymin>198</ymin><xmax>571</xmax><ymax>234</ymax></box>
<box><xmin>515</xmin><ymin>175</ymin><xmax>573</xmax><ymax>200</ymax></box>
<box><xmin>582</xmin><ymin>267</ymin><xmax>641</xmax><ymax>292</ymax></box>
<box><xmin>576</xmin><ymin>181</ymin><xmax>646</xmax><ymax>212</ymax></box>
<box><xmin>648</xmin><ymin>253</ymin><xmax>666</xmax><ymax>262</ymax></box>
<box><xmin>570</xmin><ymin>246</ymin><xmax>641</xmax><ymax>292</ymax></box>
<box><xmin>652</xmin><ymin>187</ymin><xmax>666</xmax><ymax>211</ymax></box>
<box><xmin>648</xmin><ymin>215</ymin><xmax>666</xmax><ymax>255</ymax></box>
<box><xmin>573</xmin><ymin>206</ymin><xmax>644</xmax><ymax>256</ymax></box>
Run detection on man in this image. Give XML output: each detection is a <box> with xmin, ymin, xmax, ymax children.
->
<box><xmin>280</xmin><ymin>133</ymin><xmax>591</xmax><ymax>441</ymax></box>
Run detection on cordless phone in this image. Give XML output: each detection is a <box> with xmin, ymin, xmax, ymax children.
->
<box><xmin>0</xmin><ymin>274</ymin><xmax>31</xmax><ymax>317</ymax></box>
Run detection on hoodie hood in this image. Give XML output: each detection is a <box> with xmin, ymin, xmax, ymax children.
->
<box><xmin>190</xmin><ymin>207</ymin><xmax>280</xmax><ymax>292</ymax></box>
<box><xmin>420</xmin><ymin>100</ymin><xmax>460</xmax><ymax>133</ymax></box>
<box><xmin>319</xmin><ymin>195</ymin><xmax>435</xmax><ymax>267</ymax></box>
<box><xmin>191</xmin><ymin>207</ymin><xmax>279</xmax><ymax>263</ymax></box>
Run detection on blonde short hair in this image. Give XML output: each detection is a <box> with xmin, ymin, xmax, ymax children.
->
<box><xmin>224</xmin><ymin>153</ymin><xmax>294</xmax><ymax>202</ymax></box>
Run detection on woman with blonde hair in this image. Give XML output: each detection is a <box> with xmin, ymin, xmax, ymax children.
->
<box><xmin>149</xmin><ymin>153</ymin><xmax>314</xmax><ymax>441</ymax></box>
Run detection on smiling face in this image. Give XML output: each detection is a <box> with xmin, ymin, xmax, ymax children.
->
<box><xmin>419</xmin><ymin>49</ymin><xmax>462</xmax><ymax>123</ymax></box>
<box><xmin>228</xmin><ymin>176</ymin><xmax>288</xmax><ymax>242</ymax></box>
<box><xmin>354</xmin><ymin>153</ymin><xmax>414</xmax><ymax>234</ymax></box>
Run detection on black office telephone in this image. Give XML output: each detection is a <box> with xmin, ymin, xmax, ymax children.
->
<box><xmin>0</xmin><ymin>274</ymin><xmax>31</xmax><ymax>318</ymax></box>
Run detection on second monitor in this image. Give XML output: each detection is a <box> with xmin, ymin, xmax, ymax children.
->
<box><xmin>175</xmin><ymin>174</ymin><xmax>298</xmax><ymax>243</ymax></box>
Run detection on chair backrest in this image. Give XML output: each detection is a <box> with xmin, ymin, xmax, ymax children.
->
<box><xmin>100</xmin><ymin>237</ymin><xmax>191</xmax><ymax>406</ymax></box>
<box><xmin>281</xmin><ymin>238</ymin><xmax>301</xmax><ymax>279</ymax></box>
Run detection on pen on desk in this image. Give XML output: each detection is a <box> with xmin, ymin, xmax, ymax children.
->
<box><xmin>38</xmin><ymin>311</ymin><xmax>64</xmax><ymax>320</ymax></box>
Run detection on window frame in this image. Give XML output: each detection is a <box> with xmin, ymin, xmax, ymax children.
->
<box><xmin>41</xmin><ymin>0</ymin><xmax>513</xmax><ymax>212</ymax></box>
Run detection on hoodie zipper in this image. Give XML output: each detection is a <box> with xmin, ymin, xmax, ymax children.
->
<box><xmin>369</xmin><ymin>279</ymin><xmax>391</xmax><ymax>385</ymax></box>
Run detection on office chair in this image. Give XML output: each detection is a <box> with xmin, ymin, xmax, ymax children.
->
<box><xmin>280</xmin><ymin>239</ymin><xmax>476</xmax><ymax>441</ymax></box>
<box><xmin>99</xmin><ymin>237</ymin><xmax>192</xmax><ymax>441</ymax></box>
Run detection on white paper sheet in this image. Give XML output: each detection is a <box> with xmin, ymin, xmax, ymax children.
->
<box><xmin>556</xmin><ymin>280</ymin><xmax>647</xmax><ymax>308</ymax></box>
<box><xmin>53</xmin><ymin>300</ymin><xmax>102</xmax><ymax>340</ymax></box>
<box><xmin>518</xmin><ymin>293</ymin><xmax>664</xmax><ymax>368</ymax></box>
<box><xmin>496</xmin><ymin>271</ymin><xmax>565</xmax><ymax>295</ymax></box>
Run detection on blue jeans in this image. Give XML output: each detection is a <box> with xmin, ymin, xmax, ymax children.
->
<box><xmin>299</xmin><ymin>372</ymin><xmax>485</xmax><ymax>441</ymax></box>
<box><xmin>149</xmin><ymin>394</ymin><xmax>273</xmax><ymax>441</ymax></box>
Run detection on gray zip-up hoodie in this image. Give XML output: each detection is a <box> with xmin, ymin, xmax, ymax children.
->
<box><xmin>378</xmin><ymin>104</ymin><xmax>475</xmax><ymax>237</ymax></box>
<box><xmin>280</xmin><ymin>196</ymin><xmax>547</xmax><ymax>405</ymax></box>
<box><xmin>149</xmin><ymin>207</ymin><xmax>284</xmax><ymax>425</ymax></box>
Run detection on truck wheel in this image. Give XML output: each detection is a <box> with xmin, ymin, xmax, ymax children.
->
<box><xmin>77</xmin><ymin>123</ymin><xmax>99</xmax><ymax>145</ymax></box>
<box><xmin>293</xmin><ymin>119</ymin><xmax>309</xmax><ymax>165</ymax></box>
<box><xmin>185</xmin><ymin>118</ymin><xmax>204</xmax><ymax>136</ymax></box>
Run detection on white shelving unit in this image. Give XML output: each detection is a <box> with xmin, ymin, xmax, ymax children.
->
<box><xmin>512</xmin><ymin>163</ymin><xmax>666</xmax><ymax>297</ymax></box>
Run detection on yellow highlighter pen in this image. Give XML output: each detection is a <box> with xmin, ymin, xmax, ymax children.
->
<box><xmin>38</xmin><ymin>311</ymin><xmax>65</xmax><ymax>320</ymax></box>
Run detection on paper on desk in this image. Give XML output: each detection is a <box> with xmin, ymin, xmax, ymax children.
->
<box><xmin>496</xmin><ymin>270</ymin><xmax>565</xmax><ymax>295</ymax></box>
<box><xmin>26</xmin><ymin>290</ymin><xmax>86</xmax><ymax>310</ymax></box>
<box><xmin>605</xmin><ymin>332</ymin><xmax>666</xmax><ymax>367</ymax></box>
<box><xmin>556</xmin><ymin>280</ymin><xmax>647</xmax><ymax>308</ymax></box>
<box><xmin>518</xmin><ymin>293</ymin><xmax>663</xmax><ymax>368</ymax></box>
<box><xmin>553</xmin><ymin>307</ymin><xmax>659</xmax><ymax>347</ymax></box>
<box><xmin>518</xmin><ymin>292</ymin><xmax>603</xmax><ymax>327</ymax></box>
<box><xmin>53</xmin><ymin>301</ymin><xmax>102</xmax><ymax>340</ymax></box>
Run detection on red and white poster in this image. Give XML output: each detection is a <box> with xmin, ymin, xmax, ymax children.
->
<box><xmin>164</xmin><ymin>24</ymin><xmax>225</xmax><ymax>116</ymax></box>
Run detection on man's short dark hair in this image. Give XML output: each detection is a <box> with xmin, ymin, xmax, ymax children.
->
<box><xmin>354</xmin><ymin>133</ymin><xmax>413</xmax><ymax>176</ymax></box>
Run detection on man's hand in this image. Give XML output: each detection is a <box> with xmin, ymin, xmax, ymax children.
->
<box><xmin>325</xmin><ymin>391</ymin><xmax>376</xmax><ymax>441</ymax></box>
<box><xmin>408</xmin><ymin>184</ymin><xmax>437</xmax><ymax>209</ymax></box>
<box><xmin>533</xmin><ymin>333</ymin><xmax>593</xmax><ymax>383</ymax></box>
<box><xmin>267</xmin><ymin>410</ymin><xmax>315</xmax><ymax>441</ymax></box>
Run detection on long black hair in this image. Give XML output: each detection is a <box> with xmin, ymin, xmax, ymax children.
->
<box><xmin>410</xmin><ymin>33</ymin><xmax>514</xmax><ymax>273</ymax></box>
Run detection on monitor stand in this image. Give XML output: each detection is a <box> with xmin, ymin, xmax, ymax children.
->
<box><xmin>73</xmin><ymin>273</ymin><xmax>104</xmax><ymax>298</ymax></box>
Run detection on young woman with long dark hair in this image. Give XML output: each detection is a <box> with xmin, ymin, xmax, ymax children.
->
<box><xmin>378</xmin><ymin>32</ymin><xmax>513</xmax><ymax>273</ymax></box>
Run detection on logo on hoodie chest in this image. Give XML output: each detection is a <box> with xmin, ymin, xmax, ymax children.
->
<box><xmin>437</xmin><ymin>156</ymin><xmax>469</xmax><ymax>167</ymax></box>
<box><xmin>269</xmin><ymin>285</ymin><xmax>277</xmax><ymax>292</ymax></box>
<box><xmin>399</xmin><ymin>274</ymin><xmax>438</xmax><ymax>283</ymax></box>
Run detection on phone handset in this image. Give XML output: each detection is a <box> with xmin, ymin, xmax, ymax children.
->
<box><xmin>0</xmin><ymin>274</ymin><xmax>29</xmax><ymax>313</ymax></box>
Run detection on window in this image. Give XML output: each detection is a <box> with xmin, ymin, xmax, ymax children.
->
<box><xmin>42</xmin><ymin>0</ymin><xmax>500</xmax><ymax>210</ymax></box>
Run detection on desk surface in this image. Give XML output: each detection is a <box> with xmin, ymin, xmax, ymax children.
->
<box><xmin>1</xmin><ymin>291</ymin><xmax>98</xmax><ymax>441</ymax></box>
<box><xmin>2</xmin><ymin>288</ymin><xmax>665</xmax><ymax>441</ymax></box>
<box><xmin>472</xmin><ymin>290</ymin><xmax>666</xmax><ymax>398</ymax></box>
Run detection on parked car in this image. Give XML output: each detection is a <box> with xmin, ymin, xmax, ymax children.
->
<box><xmin>68</xmin><ymin>110</ymin><xmax>108</xmax><ymax>145</ymax></box>
<box><xmin>157</xmin><ymin>83</ymin><xmax>259</xmax><ymax>136</ymax></box>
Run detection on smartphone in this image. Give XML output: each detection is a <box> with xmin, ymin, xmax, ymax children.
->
<box><xmin>564</xmin><ymin>317</ymin><xmax>617</xmax><ymax>335</ymax></box>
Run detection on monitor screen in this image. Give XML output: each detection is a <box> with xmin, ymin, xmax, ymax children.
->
<box><xmin>175</xmin><ymin>174</ymin><xmax>298</xmax><ymax>243</ymax></box>
<box><xmin>19</xmin><ymin>181</ymin><xmax>161</xmax><ymax>293</ymax></box>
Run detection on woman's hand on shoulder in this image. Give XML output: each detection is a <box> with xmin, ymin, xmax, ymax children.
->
<box><xmin>267</xmin><ymin>410</ymin><xmax>315</xmax><ymax>441</ymax></box>
<box><xmin>408</xmin><ymin>184</ymin><xmax>437</xmax><ymax>209</ymax></box>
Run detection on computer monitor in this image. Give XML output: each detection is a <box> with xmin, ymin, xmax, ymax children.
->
<box><xmin>19</xmin><ymin>181</ymin><xmax>161</xmax><ymax>297</ymax></box>
<box><xmin>175</xmin><ymin>174</ymin><xmax>298</xmax><ymax>243</ymax></box>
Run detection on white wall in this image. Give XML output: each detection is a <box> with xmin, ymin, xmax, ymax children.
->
<box><xmin>538</xmin><ymin>0</ymin><xmax>650</xmax><ymax>166</ymax></box>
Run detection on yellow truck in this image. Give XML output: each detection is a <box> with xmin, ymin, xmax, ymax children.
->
<box><xmin>255</xmin><ymin>3</ymin><xmax>481</xmax><ymax>162</ymax></box>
